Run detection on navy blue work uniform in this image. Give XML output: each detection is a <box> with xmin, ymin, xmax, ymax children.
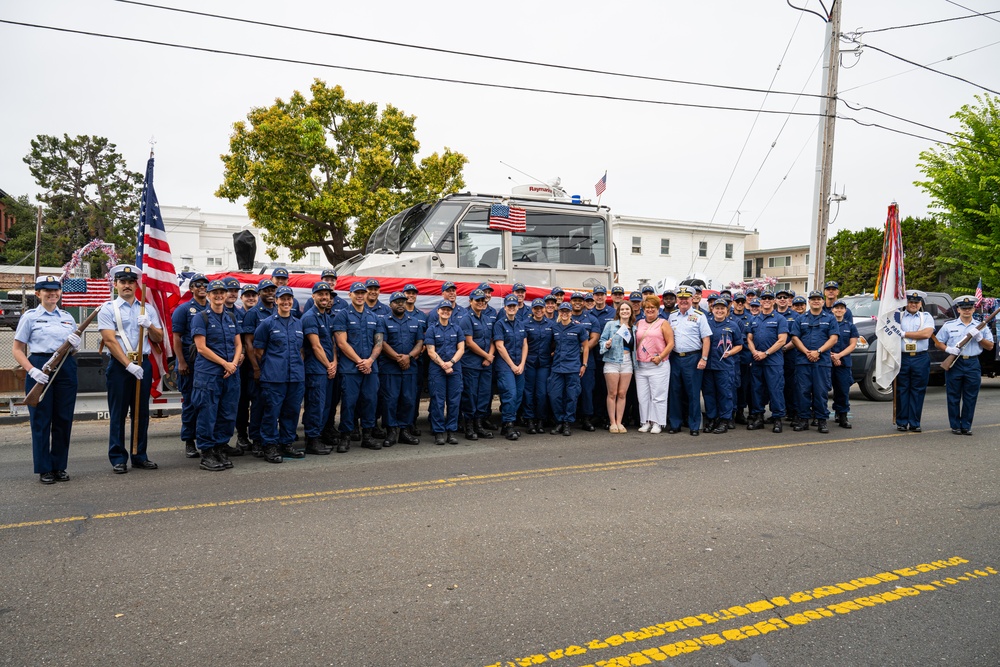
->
<box><xmin>301</xmin><ymin>306</ymin><xmax>338</xmax><ymax>439</ymax></box>
<box><xmin>333</xmin><ymin>306</ymin><xmax>384</xmax><ymax>432</ymax></box>
<box><xmin>494</xmin><ymin>315</ymin><xmax>527</xmax><ymax>425</ymax></box>
<box><xmin>241</xmin><ymin>302</ymin><xmax>274</xmax><ymax>443</ymax></box>
<box><xmin>523</xmin><ymin>316</ymin><xmax>554</xmax><ymax>423</ymax></box>
<box><xmin>731</xmin><ymin>309</ymin><xmax>754</xmax><ymax>416</ymax></box>
<box><xmin>367</xmin><ymin>299</ymin><xmax>393</xmax><ymax>320</ymax></box>
<box><xmin>381</xmin><ymin>311</ymin><xmax>425</xmax><ymax>428</ymax></box>
<box><xmin>748</xmin><ymin>311</ymin><xmax>788</xmax><ymax>418</ymax></box>
<box><xmin>254</xmin><ymin>314</ymin><xmax>305</xmax><ymax>446</ymax></box>
<box><xmin>321</xmin><ymin>293</ymin><xmax>352</xmax><ymax>437</ymax></box>
<box><xmin>668</xmin><ymin>307</ymin><xmax>713</xmax><ymax>432</ymax></box>
<box><xmin>572</xmin><ymin>310</ymin><xmax>599</xmax><ymax>420</ymax></box>
<box><xmin>191</xmin><ymin>308</ymin><xmax>241</xmax><ymax>451</ymax></box>
<box><xmin>15</xmin><ymin>305</ymin><xmax>78</xmax><ymax>475</ymax></box>
<box><xmin>704</xmin><ymin>317</ymin><xmax>743</xmax><ymax>422</ymax></box>
<box><xmin>407</xmin><ymin>306</ymin><xmax>430</xmax><ymax>426</ymax></box>
<box><xmin>547</xmin><ymin>319</ymin><xmax>588</xmax><ymax>424</ymax></box>
<box><xmin>937</xmin><ymin>318</ymin><xmax>994</xmax><ymax>432</ymax></box>
<box><xmin>776</xmin><ymin>309</ymin><xmax>802</xmax><ymax>420</ymax></box>
<box><xmin>831</xmin><ymin>318</ymin><xmax>859</xmax><ymax>417</ymax></box>
<box><xmin>791</xmin><ymin>311</ymin><xmax>838</xmax><ymax>420</ymax></box>
<box><xmin>425</xmin><ymin>319</ymin><xmax>464</xmax><ymax>434</ymax></box>
<box><xmin>172</xmin><ymin>298</ymin><xmax>208</xmax><ymax>443</ymax></box>
<box><xmin>461</xmin><ymin>311</ymin><xmax>496</xmax><ymax>420</ymax></box>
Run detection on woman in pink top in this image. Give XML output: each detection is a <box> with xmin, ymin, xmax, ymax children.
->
<box><xmin>634</xmin><ymin>296</ymin><xmax>674</xmax><ymax>432</ymax></box>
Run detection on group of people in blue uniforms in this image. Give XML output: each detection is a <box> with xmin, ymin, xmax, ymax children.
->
<box><xmin>13</xmin><ymin>266</ymin><xmax>996</xmax><ymax>483</ymax></box>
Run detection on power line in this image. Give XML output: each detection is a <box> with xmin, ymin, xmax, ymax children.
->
<box><xmin>859</xmin><ymin>9</ymin><xmax>1000</xmax><ymax>34</ymax></box>
<box><xmin>943</xmin><ymin>0</ymin><xmax>1000</xmax><ymax>25</ymax></box>
<box><xmin>112</xmin><ymin>0</ymin><xmax>828</xmax><ymax>102</ymax></box>
<box><xmin>0</xmin><ymin>19</ymin><xmax>836</xmax><ymax>119</ymax></box>
<box><xmin>858</xmin><ymin>40</ymin><xmax>1000</xmax><ymax>95</ymax></box>
<box><xmin>840</xmin><ymin>38</ymin><xmax>1000</xmax><ymax>93</ymax></box>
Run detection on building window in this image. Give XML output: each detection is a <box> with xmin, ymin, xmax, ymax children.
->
<box><xmin>309</xmin><ymin>252</ymin><xmax>320</xmax><ymax>266</ymax></box>
<box><xmin>744</xmin><ymin>259</ymin><xmax>753</xmax><ymax>278</ymax></box>
<box><xmin>699</xmin><ymin>241</ymin><xmax>707</xmax><ymax>258</ymax></box>
<box><xmin>774</xmin><ymin>282</ymin><xmax>791</xmax><ymax>292</ymax></box>
<box><xmin>631</xmin><ymin>236</ymin><xmax>642</xmax><ymax>255</ymax></box>
<box><xmin>725</xmin><ymin>243</ymin><xmax>734</xmax><ymax>259</ymax></box>
<box><xmin>768</xmin><ymin>255</ymin><xmax>792</xmax><ymax>268</ymax></box>
<box><xmin>206</xmin><ymin>256</ymin><xmax>222</xmax><ymax>267</ymax></box>
<box><xmin>805</xmin><ymin>253</ymin><xmax>810</xmax><ymax>266</ymax></box>
<box><xmin>660</xmin><ymin>238</ymin><xmax>670</xmax><ymax>256</ymax></box>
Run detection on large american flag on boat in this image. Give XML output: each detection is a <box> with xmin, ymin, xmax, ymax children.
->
<box><xmin>136</xmin><ymin>157</ymin><xmax>180</xmax><ymax>397</ymax></box>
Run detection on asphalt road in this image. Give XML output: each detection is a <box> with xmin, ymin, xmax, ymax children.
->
<box><xmin>2</xmin><ymin>383</ymin><xmax>999</xmax><ymax>667</ymax></box>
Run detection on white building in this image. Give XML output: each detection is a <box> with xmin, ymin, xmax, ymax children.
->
<box><xmin>612</xmin><ymin>214</ymin><xmax>753</xmax><ymax>291</ymax></box>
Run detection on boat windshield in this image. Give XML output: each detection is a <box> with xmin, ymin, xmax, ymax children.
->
<box><xmin>403</xmin><ymin>202</ymin><xmax>467</xmax><ymax>252</ymax></box>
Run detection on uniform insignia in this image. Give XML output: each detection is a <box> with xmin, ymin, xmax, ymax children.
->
<box><xmin>190</xmin><ymin>307</ymin><xmax>196</xmax><ymax>313</ymax></box>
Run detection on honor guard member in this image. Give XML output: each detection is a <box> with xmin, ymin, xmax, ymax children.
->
<box><xmin>731</xmin><ymin>293</ymin><xmax>753</xmax><ymax>424</ymax></box>
<box><xmin>610</xmin><ymin>285</ymin><xmax>626</xmax><ymax>311</ymax></box>
<box><xmin>935</xmin><ymin>295</ymin><xmax>995</xmax><ymax>435</ymax></box>
<box><xmin>402</xmin><ymin>283</ymin><xmax>428</xmax><ymax>438</ymax></box>
<box><xmin>522</xmin><ymin>298</ymin><xmax>554</xmax><ymax>434</ymax></box>
<box><xmin>235</xmin><ymin>283</ymin><xmax>259</xmax><ymax>451</ymax></box>
<box><xmin>790</xmin><ymin>291</ymin><xmax>838</xmax><ymax>433</ymax></box>
<box><xmin>98</xmin><ymin>264</ymin><xmax>164</xmax><ymax>473</ymax></box>
<box><xmin>270</xmin><ymin>267</ymin><xmax>302</xmax><ymax>318</ymax></box>
<box><xmin>667</xmin><ymin>287</ymin><xmax>712</xmax><ymax>436</ymax></box>
<box><xmin>191</xmin><ymin>280</ymin><xmax>243</xmax><ymax>471</ymax></box>
<box><xmin>746</xmin><ymin>291</ymin><xmax>789</xmax><ymax>433</ymax></box>
<box><xmin>379</xmin><ymin>291</ymin><xmax>425</xmax><ymax>447</ymax></box>
<box><xmin>172</xmin><ymin>273</ymin><xmax>208</xmax><ymax>458</ymax></box>
<box><xmin>301</xmin><ymin>281</ymin><xmax>338</xmax><ymax>455</ymax></box>
<box><xmin>830</xmin><ymin>299</ymin><xmax>859</xmax><ymax>429</ymax></box>
<box><xmin>494</xmin><ymin>295</ymin><xmax>528</xmax><ymax>440</ymax></box>
<box><xmin>703</xmin><ymin>298</ymin><xmax>743</xmax><ymax>434</ymax></box>
<box><xmin>822</xmin><ymin>281</ymin><xmax>853</xmax><ymax>322</ymax></box>
<box><xmin>253</xmin><ymin>286</ymin><xmax>306</xmax><ymax>462</ymax></box>
<box><xmin>333</xmin><ymin>282</ymin><xmax>385</xmax><ymax>451</ymax></box>
<box><xmin>424</xmin><ymin>300</ymin><xmax>464</xmax><ymax>445</ymax></box>
<box><xmin>240</xmin><ymin>279</ymin><xmax>276</xmax><ymax>456</ymax></box>
<box><xmin>589</xmin><ymin>285</ymin><xmax>614</xmax><ymax>428</ymax></box>
<box><xmin>13</xmin><ymin>275</ymin><xmax>82</xmax><ymax>484</ymax></box>
<box><xmin>364</xmin><ymin>278</ymin><xmax>392</xmax><ymax>320</ymax></box>
<box><xmin>548</xmin><ymin>302</ymin><xmax>589</xmax><ymax>436</ymax></box>
<box><xmin>895</xmin><ymin>290</ymin><xmax>935</xmax><ymax>432</ymax></box>
<box><xmin>569</xmin><ymin>292</ymin><xmax>599</xmax><ymax>431</ymax></box>
<box><xmin>460</xmin><ymin>289</ymin><xmax>496</xmax><ymax>440</ymax></box>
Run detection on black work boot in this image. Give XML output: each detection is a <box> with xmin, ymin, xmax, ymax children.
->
<box><xmin>264</xmin><ymin>444</ymin><xmax>283</xmax><ymax>464</ymax></box>
<box><xmin>734</xmin><ymin>410</ymin><xmax>748</xmax><ymax>425</ymax></box>
<box><xmin>526</xmin><ymin>419</ymin><xmax>538</xmax><ymax>435</ymax></box>
<box><xmin>464</xmin><ymin>419</ymin><xmax>479</xmax><ymax>441</ymax></box>
<box><xmin>282</xmin><ymin>443</ymin><xmax>306</xmax><ymax>459</ymax></box>
<box><xmin>772</xmin><ymin>418</ymin><xmax>783</xmax><ymax>434</ymax></box>
<box><xmin>185</xmin><ymin>439</ymin><xmax>198</xmax><ymax>458</ymax></box>
<box><xmin>474</xmin><ymin>418</ymin><xmax>494</xmax><ymax>439</ymax></box>
<box><xmin>581</xmin><ymin>417</ymin><xmax>596</xmax><ymax>432</ymax></box>
<box><xmin>793</xmin><ymin>419</ymin><xmax>808</xmax><ymax>432</ymax></box>
<box><xmin>398</xmin><ymin>428</ymin><xmax>420</xmax><ymax>445</ymax></box>
<box><xmin>221</xmin><ymin>442</ymin><xmax>244</xmax><ymax>457</ymax></box>
<box><xmin>305</xmin><ymin>436</ymin><xmax>329</xmax><ymax>455</ymax></box>
<box><xmin>446</xmin><ymin>431</ymin><xmax>459</xmax><ymax>445</ymax></box>
<box><xmin>371</xmin><ymin>423</ymin><xmax>387</xmax><ymax>440</ymax></box>
<box><xmin>251</xmin><ymin>440</ymin><xmax>264</xmax><ymax>458</ymax></box>
<box><xmin>336</xmin><ymin>433</ymin><xmax>350</xmax><ymax>453</ymax></box>
<box><xmin>199</xmin><ymin>448</ymin><xmax>224</xmax><ymax>472</ymax></box>
<box><xmin>434</xmin><ymin>432</ymin><xmax>446</xmax><ymax>446</ymax></box>
<box><xmin>501</xmin><ymin>423</ymin><xmax>519</xmax><ymax>441</ymax></box>
<box><xmin>350</xmin><ymin>428</ymin><xmax>361</xmax><ymax>442</ymax></box>
<box><xmin>361</xmin><ymin>428</ymin><xmax>380</xmax><ymax>450</ymax></box>
<box><xmin>382</xmin><ymin>427</ymin><xmax>398</xmax><ymax>448</ymax></box>
<box><xmin>817</xmin><ymin>419</ymin><xmax>830</xmax><ymax>434</ymax></box>
<box><xmin>550</xmin><ymin>422</ymin><xmax>564</xmax><ymax>435</ymax></box>
<box><xmin>747</xmin><ymin>415</ymin><xmax>764</xmax><ymax>430</ymax></box>
<box><xmin>237</xmin><ymin>432</ymin><xmax>251</xmax><ymax>449</ymax></box>
<box><xmin>712</xmin><ymin>420</ymin><xmax>728</xmax><ymax>435</ymax></box>
<box><xmin>407</xmin><ymin>424</ymin><xmax>422</xmax><ymax>437</ymax></box>
<box><xmin>215</xmin><ymin>446</ymin><xmax>234</xmax><ymax>469</ymax></box>
<box><xmin>837</xmin><ymin>412</ymin><xmax>852</xmax><ymax>429</ymax></box>
<box><xmin>562</xmin><ymin>422</ymin><xmax>572</xmax><ymax>436</ymax></box>
<box><xmin>481</xmin><ymin>415</ymin><xmax>499</xmax><ymax>431</ymax></box>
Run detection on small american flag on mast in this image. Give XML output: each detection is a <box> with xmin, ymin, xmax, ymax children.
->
<box><xmin>595</xmin><ymin>172</ymin><xmax>607</xmax><ymax>196</ymax></box>
<box><xmin>488</xmin><ymin>203</ymin><xmax>527</xmax><ymax>232</ymax></box>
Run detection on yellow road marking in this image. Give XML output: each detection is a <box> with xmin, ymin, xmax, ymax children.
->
<box><xmin>0</xmin><ymin>427</ymin><xmax>959</xmax><ymax>531</ymax></box>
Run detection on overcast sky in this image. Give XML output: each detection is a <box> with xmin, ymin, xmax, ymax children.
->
<box><xmin>2</xmin><ymin>0</ymin><xmax>998</xmax><ymax>251</ymax></box>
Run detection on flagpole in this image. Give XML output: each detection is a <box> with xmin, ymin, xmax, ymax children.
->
<box><xmin>131</xmin><ymin>145</ymin><xmax>154</xmax><ymax>457</ymax></box>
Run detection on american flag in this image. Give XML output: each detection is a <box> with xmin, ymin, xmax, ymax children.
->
<box><xmin>595</xmin><ymin>172</ymin><xmax>607</xmax><ymax>196</ymax></box>
<box><xmin>975</xmin><ymin>278</ymin><xmax>983</xmax><ymax>307</ymax></box>
<box><xmin>136</xmin><ymin>157</ymin><xmax>180</xmax><ymax>397</ymax></box>
<box><xmin>488</xmin><ymin>203</ymin><xmax>527</xmax><ymax>233</ymax></box>
<box><xmin>61</xmin><ymin>278</ymin><xmax>113</xmax><ymax>307</ymax></box>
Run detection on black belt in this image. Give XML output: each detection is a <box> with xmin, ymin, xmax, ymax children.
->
<box><xmin>905</xmin><ymin>351</ymin><xmax>927</xmax><ymax>356</ymax></box>
<box><xmin>673</xmin><ymin>351</ymin><xmax>699</xmax><ymax>357</ymax></box>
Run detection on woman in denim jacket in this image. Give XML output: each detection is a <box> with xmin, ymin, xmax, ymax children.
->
<box><xmin>599</xmin><ymin>302</ymin><xmax>636</xmax><ymax>433</ymax></box>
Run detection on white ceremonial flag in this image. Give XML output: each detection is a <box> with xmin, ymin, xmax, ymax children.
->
<box><xmin>615</xmin><ymin>324</ymin><xmax>632</xmax><ymax>342</ymax></box>
<box><xmin>874</xmin><ymin>203</ymin><xmax>907</xmax><ymax>390</ymax></box>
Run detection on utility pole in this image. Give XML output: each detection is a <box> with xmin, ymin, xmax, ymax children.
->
<box><xmin>808</xmin><ymin>0</ymin><xmax>842</xmax><ymax>291</ymax></box>
<box><xmin>34</xmin><ymin>205</ymin><xmax>42</xmax><ymax>279</ymax></box>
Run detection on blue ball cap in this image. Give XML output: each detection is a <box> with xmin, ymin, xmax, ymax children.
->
<box><xmin>832</xmin><ymin>299</ymin><xmax>847</xmax><ymax>308</ymax></box>
<box><xmin>240</xmin><ymin>283</ymin><xmax>258</xmax><ymax>294</ymax></box>
<box><xmin>734</xmin><ymin>292</ymin><xmax>746</xmax><ymax>301</ymax></box>
<box><xmin>749</xmin><ymin>299</ymin><xmax>761</xmax><ymax>307</ymax></box>
<box><xmin>503</xmin><ymin>295</ymin><xmax>519</xmax><ymax>306</ymax></box>
<box><xmin>792</xmin><ymin>296</ymin><xmax>807</xmax><ymax>305</ymax></box>
<box><xmin>543</xmin><ymin>293</ymin><xmax>558</xmax><ymax>302</ymax></box>
<box><xmin>593</xmin><ymin>285</ymin><xmax>607</xmax><ymax>294</ymax></box>
<box><xmin>312</xmin><ymin>281</ymin><xmax>332</xmax><ymax>294</ymax></box>
<box><xmin>571</xmin><ymin>291</ymin><xmax>586</xmax><ymax>300</ymax></box>
<box><xmin>759</xmin><ymin>291</ymin><xmax>775</xmax><ymax>299</ymax></box>
<box><xmin>437</xmin><ymin>299</ymin><xmax>454</xmax><ymax>310</ymax></box>
<box><xmin>257</xmin><ymin>279</ymin><xmax>276</xmax><ymax>291</ymax></box>
<box><xmin>824</xmin><ymin>280</ymin><xmax>839</xmax><ymax>290</ymax></box>
<box><xmin>189</xmin><ymin>273</ymin><xmax>208</xmax><ymax>286</ymax></box>
<box><xmin>775</xmin><ymin>289</ymin><xmax>792</xmax><ymax>298</ymax></box>
<box><xmin>512</xmin><ymin>282</ymin><xmax>526</xmax><ymax>292</ymax></box>
<box><xmin>558</xmin><ymin>302</ymin><xmax>572</xmax><ymax>311</ymax></box>
<box><xmin>746</xmin><ymin>288</ymin><xmax>758</xmax><ymax>297</ymax></box>
<box><xmin>662</xmin><ymin>287</ymin><xmax>676</xmax><ymax>296</ymax></box>
<box><xmin>271</xmin><ymin>267</ymin><xmax>289</xmax><ymax>278</ymax></box>
<box><xmin>610</xmin><ymin>286</ymin><xmax>625</xmax><ymax>295</ymax></box>
<box><xmin>350</xmin><ymin>281</ymin><xmax>367</xmax><ymax>293</ymax></box>
<box><xmin>629</xmin><ymin>291</ymin><xmax>643</xmax><ymax>301</ymax></box>
<box><xmin>531</xmin><ymin>298</ymin><xmax>545</xmax><ymax>308</ymax></box>
<box><xmin>479</xmin><ymin>282</ymin><xmax>494</xmax><ymax>292</ymax></box>
<box><xmin>389</xmin><ymin>291</ymin><xmax>407</xmax><ymax>302</ymax></box>
<box><xmin>320</xmin><ymin>268</ymin><xmax>337</xmax><ymax>278</ymax></box>
<box><xmin>275</xmin><ymin>286</ymin><xmax>294</xmax><ymax>298</ymax></box>
<box><xmin>441</xmin><ymin>281</ymin><xmax>457</xmax><ymax>292</ymax></box>
<box><xmin>223</xmin><ymin>277</ymin><xmax>241</xmax><ymax>289</ymax></box>
<box><xmin>712</xmin><ymin>298</ymin><xmax>730</xmax><ymax>308</ymax></box>
<box><xmin>585</xmin><ymin>293</ymin><xmax>595</xmax><ymax>301</ymax></box>
<box><xmin>364</xmin><ymin>278</ymin><xmax>380</xmax><ymax>289</ymax></box>
<box><xmin>551</xmin><ymin>286</ymin><xmax>565</xmax><ymax>295</ymax></box>
<box><xmin>403</xmin><ymin>283</ymin><xmax>418</xmax><ymax>293</ymax></box>
<box><xmin>640</xmin><ymin>285</ymin><xmax>655</xmax><ymax>294</ymax></box>
<box><xmin>470</xmin><ymin>289</ymin><xmax>487</xmax><ymax>301</ymax></box>
<box><xmin>34</xmin><ymin>275</ymin><xmax>62</xmax><ymax>290</ymax></box>
<box><xmin>720</xmin><ymin>289</ymin><xmax>733</xmax><ymax>296</ymax></box>
<box><xmin>808</xmin><ymin>290</ymin><xmax>824</xmax><ymax>299</ymax></box>
<box><xmin>207</xmin><ymin>279</ymin><xmax>227</xmax><ymax>292</ymax></box>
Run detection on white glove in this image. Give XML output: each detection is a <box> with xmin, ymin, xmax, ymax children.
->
<box><xmin>67</xmin><ymin>333</ymin><xmax>81</xmax><ymax>350</ymax></box>
<box><xmin>945</xmin><ymin>346</ymin><xmax>961</xmax><ymax>357</ymax></box>
<box><xmin>29</xmin><ymin>367</ymin><xmax>50</xmax><ymax>385</ymax></box>
<box><xmin>137</xmin><ymin>313</ymin><xmax>153</xmax><ymax>329</ymax></box>
<box><xmin>971</xmin><ymin>329</ymin><xmax>984</xmax><ymax>342</ymax></box>
<box><xmin>126</xmin><ymin>362</ymin><xmax>144</xmax><ymax>380</ymax></box>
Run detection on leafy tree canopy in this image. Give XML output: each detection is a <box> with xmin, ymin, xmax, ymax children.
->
<box><xmin>216</xmin><ymin>80</ymin><xmax>467</xmax><ymax>265</ymax></box>
<box><xmin>0</xmin><ymin>193</ymin><xmax>63</xmax><ymax>268</ymax></box>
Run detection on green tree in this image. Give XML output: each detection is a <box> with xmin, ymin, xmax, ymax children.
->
<box><xmin>0</xmin><ymin>193</ymin><xmax>63</xmax><ymax>267</ymax></box>
<box><xmin>23</xmin><ymin>134</ymin><xmax>143</xmax><ymax>276</ymax></box>
<box><xmin>915</xmin><ymin>93</ymin><xmax>1000</xmax><ymax>294</ymax></box>
<box><xmin>216</xmin><ymin>80</ymin><xmax>467</xmax><ymax>264</ymax></box>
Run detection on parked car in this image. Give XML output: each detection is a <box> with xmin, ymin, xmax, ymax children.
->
<box><xmin>0</xmin><ymin>300</ymin><xmax>23</xmax><ymax>330</ymax></box>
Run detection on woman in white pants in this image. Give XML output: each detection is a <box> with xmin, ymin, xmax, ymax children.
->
<box><xmin>634</xmin><ymin>296</ymin><xmax>674</xmax><ymax>433</ymax></box>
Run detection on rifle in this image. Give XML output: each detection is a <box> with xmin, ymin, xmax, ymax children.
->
<box><xmin>23</xmin><ymin>308</ymin><xmax>101</xmax><ymax>407</ymax></box>
<box><xmin>940</xmin><ymin>304</ymin><xmax>1000</xmax><ymax>371</ymax></box>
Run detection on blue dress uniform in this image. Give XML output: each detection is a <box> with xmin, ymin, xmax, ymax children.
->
<box><xmin>522</xmin><ymin>301</ymin><xmax>554</xmax><ymax>434</ymax></box>
<box><xmin>424</xmin><ymin>303</ymin><xmax>464</xmax><ymax>441</ymax></box>
<box><xmin>668</xmin><ymin>300</ymin><xmax>713</xmax><ymax>434</ymax></box>
<box><xmin>830</xmin><ymin>308</ymin><xmax>859</xmax><ymax>427</ymax></box>
<box><xmin>703</xmin><ymin>308</ymin><xmax>743</xmax><ymax>432</ymax></box>
<box><xmin>14</xmin><ymin>278</ymin><xmax>79</xmax><ymax>482</ymax></box>
<box><xmin>301</xmin><ymin>282</ymin><xmax>338</xmax><ymax>454</ymax></box>
<box><xmin>791</xmin><ymin>300</ymin><xmax>838</xmax><ymax>431</ymax></box>
<box><xmin>333</xmin><ymin>285</ymin><xmax>385</xmax><ymax>447</ymax></box>
<box><xmin>547</xmin><ymin>305</ymin><xmax>588</xmax><ymax>434</ymax></box>
<box><xmin>895</xmin><ymin>292</ymin><xmax>935</xmax><ymax>431</ymax></box>
<box><xmin>254</xmin><ymin>288</ymin><xmax>306</xmax><ymax>461</ymax></box>
<box><xmin>171</xmin><ymin>274</ymin><xmax>208</xmax><ymax>454</ymax></box>
<box><xmin>747</xmin><ymin>301</ymin><xmax>789</xmax><ymax>429</ymax></box>
<box><xmin>460</xmin><ymin>291</ymin><xmax>497</xmax><ymax>437</ymax></box>
<box><xmin>937</xmin><ymin>297</ymin><xmax>995</xmax><ymax>434</ymax></box>
<box><xmin>190</xmin><ymin>283</ymin><xmax>242</xmax><ymax>469</ymax></box>
<box><xmin>240</xmin><ymin>290</ymin><xmax>276</xmax><ymax>449</ymax></box>
<box><xmin>570</xmin><ymin>294</ymin><xmax>599</xmax><ymax>431</ymax></box>
<box><xmin>97</xmin><ymin>274</ymin><xmax>163</xmax><ymax>470</ymax></box>
<box><xmin>380</xmin><ymin>297</ymin><xmax>425</xmax><ymax>442</ymax></box>
<box><xmin>494</xmin><ymin>296</ymin><xmax>528</xmax><ymax>437</ymax></box>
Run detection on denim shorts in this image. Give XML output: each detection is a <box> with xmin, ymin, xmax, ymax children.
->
<box><xmin>603</xmin><ymin>352</ymin><xmax>633</xmax><ymax>374</ymax></box>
